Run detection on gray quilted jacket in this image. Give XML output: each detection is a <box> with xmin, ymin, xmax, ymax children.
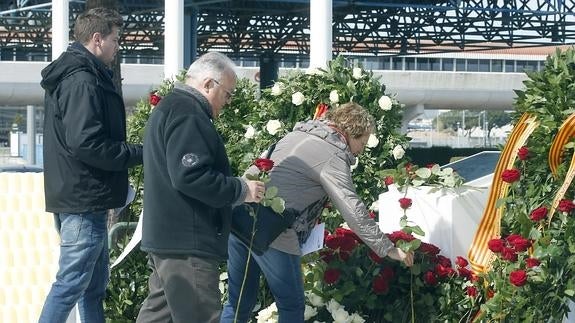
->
<box><xmin>248</xmin><ymin>119</ymin><xmax>394</xmax><ymax>257</ymax></box>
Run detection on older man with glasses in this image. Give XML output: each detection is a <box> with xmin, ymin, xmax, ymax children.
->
<box><xmin>137</xmin><ymin>52</ymin><xmax>265</xmax><ymax>323</ymax></box>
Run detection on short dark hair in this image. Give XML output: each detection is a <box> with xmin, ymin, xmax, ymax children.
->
<box><xmin>73</xmin><ymin>7</ymin><xmax>123</xmax><ymax>44</ymax></box>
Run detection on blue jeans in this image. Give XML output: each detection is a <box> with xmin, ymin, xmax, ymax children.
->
<box><xmin>221</xmin><ymin>234</ymin><xmax>305</xmax><ymax>323</ymax></box>
<box><xmin>39</xmin><ymin>211</ymin><xmax>109</xmax><ymax>323</ymax></box>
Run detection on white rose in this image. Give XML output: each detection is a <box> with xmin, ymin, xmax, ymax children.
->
<box><xmin>326</xmin><ymin>299</ymin><xmax>342</xmax><ymax>313</ymax></box>
<box><xmin>292</xmin><ymin>91</ymin><xmax>305</xmax><ymax>106</ymax></box>
<box><xmin>352</xmin><ymin>67</ymin><xmax>362</xmax><ymax>79</ymax></box>
<box><xmin>244</xmin><ymin>125</ymin><xmax>256</xmax><ymax>139</ymax></box>
<box><xmin>329</xmin><ymin>90</ymin><xmax>339</xmax><ymax>104</ymax></box>
<box><xmin>369</xmin><ymin>202</ymin><xmax>379</xmax><ymax>212</ymax></box>
<box><xmin>378</xmin><ymin>95</ymin><xmax>393</xmax><ymax>110</ymax></box>
<box><xmin>350</xmin><ymin>313</ymin><xmax>366</xmax><ymax>323</ymax></box>
<box><xmin>304</xmin><ymin>305</ymin><xmax>318</xmax><ymax>320</ymax></box>
<box><xmin>366</xmin><ymin>134</ymin><xmax>379</xmax><ymax>148</ymax></box>
<box><xmin>271</xmin><ymin>82</ymin><xmax>283</xmax><ymax>96</ymax></box>
<box><xmin>392</xmin><ymin>144</ymin><xmax>405</xmax><ymax>160</ymax></box>
<box><xmin>332</xmin><ymin>307</ymin><xmax>351</xmax><ymax>323</ymax></box>
<box><xmin>307</xmin><ymin>292</ymin><xmax>325</xmax><ymax>307</ymax></box>
<box><xmin>266</xmin><ymin>120</ymin><xmax>282</xmax><ymax>135</ymax></box>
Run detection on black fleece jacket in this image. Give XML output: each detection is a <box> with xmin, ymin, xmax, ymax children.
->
<box><xmin>141</xmin><ymin>83</ymin><xmax>245</xmax><ymax>260</ymax></box>
<box><xmin>41</xmin><ymin>42</ymin><xmax>143</xmax><ymax>213</ymax></box>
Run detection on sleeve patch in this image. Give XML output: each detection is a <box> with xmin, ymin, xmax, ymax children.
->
<box><xmin>181</xmin><ymin>153</ymin><xmax>199</xmax><ymax>167</ymax></box>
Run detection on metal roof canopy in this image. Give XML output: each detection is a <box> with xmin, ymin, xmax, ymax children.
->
<box><xmin>0</xmin><ymin>0</ymin><xmax>574</xmax><ymax>60</ymax></box>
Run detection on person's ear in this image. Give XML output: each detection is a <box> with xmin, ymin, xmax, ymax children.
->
<box><xmin>92</xmin><ymin>32</ymin><xmax>103</xmax><ymax>47</ymax></box>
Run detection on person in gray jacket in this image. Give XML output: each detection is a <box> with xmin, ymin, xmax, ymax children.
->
<box><xmin>221</xmin><ymin>102</ymin><xmax>414</xmax><ymax>323</ymax></box>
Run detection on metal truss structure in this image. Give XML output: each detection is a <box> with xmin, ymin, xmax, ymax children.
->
<box><xmin>0</xmin><ymin>0</ymin><xmax>574</xmax><ymax>61</ymax></box>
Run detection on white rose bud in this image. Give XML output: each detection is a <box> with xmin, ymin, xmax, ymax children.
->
<box><xmin>329</xmin><ymin>90</ymin><xmax>339</xmax><ymax>104</ymax></box>
<box><xmin>266</xmin><ymin>119</ymin><xmax>282</xmax><ymax>135</ymax></box>
<box><xmin>392</xmin><ymin>144</ymin><xmax>405</xmax><ymax>160</ymax></box>
<box><xmin>366</xmin><ymin>134</ymin><xmax>379</xmax><ymax>148</ymax></box>
<box><xmin>271</xmin><ymin>82</ymin><xmax>283</xmax><ymax>96</ymax></box>
<box><xmin>352</xmin><ymin>67</ymin><xmax>363</xmax><ymax>79</ymax></box>
<box><xmin>292</xmin><ymin>91</ymin><xmax>305</xmax><ymax>106</ymax></box>
<box><xmin>244</xmin><ymin>125</ymin><xmax>255</xmax><ymax>139</ymax></box>
<box><xmin>378</xmin><ymin>95</ymin><xmax>393</xmax><ymax>110</ymax></box>
<box><xmin>327</xmin><ymin>299</ymin><xmax>342</xmax><ymax>313</ymax></box>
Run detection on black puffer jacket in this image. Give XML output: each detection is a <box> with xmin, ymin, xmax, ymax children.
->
<box><xmin>41</xmin><ymin>42</ymin><xmax>143</xmax><ymax>213</ymax></box>
<box><xmin>141</xmin><ymin>83</ymin><xmax>246</xmax><ymax>260</ymax></box>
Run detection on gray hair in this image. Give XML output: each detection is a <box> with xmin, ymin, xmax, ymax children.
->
<box><xmin>185</xmin><ymin>52</ymin><xmax>237</xmax><ymax>84</ymax></box>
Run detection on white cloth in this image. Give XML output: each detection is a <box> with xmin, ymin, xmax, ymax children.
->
<box><xmin>378</xmin><ymin>183</ymin><xmax>489</xmax><ymax>262</ymax></box>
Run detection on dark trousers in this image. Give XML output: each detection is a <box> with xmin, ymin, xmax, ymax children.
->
<box><xmin>136</xmin><ymin>253</ymin><xmax>221</xmax><ymax>323</ymax></box>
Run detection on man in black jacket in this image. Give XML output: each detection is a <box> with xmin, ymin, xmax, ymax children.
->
<box><xmin>136</xmin><ymin>52</ymin><xmax>264</xmax><ymax>323</ymax></box>
<box><xmin>39</xmin><ymin>8</ymin><xmax>143</xmax><ymax>323</ymax></box>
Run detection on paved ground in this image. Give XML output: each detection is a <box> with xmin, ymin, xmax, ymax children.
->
<box><xmin>0</xmin><ymin>147</ymin><xmax>27</xmax><ymax>167</ymax></box>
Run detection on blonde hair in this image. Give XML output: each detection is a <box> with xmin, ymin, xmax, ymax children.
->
<box><xmin>326</xmin><ymin>102</ymin><xmax>375</xmax><ymax>138</ymax></box>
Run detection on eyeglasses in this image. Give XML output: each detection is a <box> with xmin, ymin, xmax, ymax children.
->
<box><xmin>211</xmin><ymin>78</ymin><xmax>234</xmax><ymax>104</ymax></box>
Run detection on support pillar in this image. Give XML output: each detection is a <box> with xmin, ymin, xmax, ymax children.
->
<box><xmin>259</xmin><ymin>54</ymin><xmax>278</xmax><ymax>89</ymax></box>
<box><xmin>26</xmin><ymin>105</ymin><xmax>36</xmax><ymax>165</ymax></box>
<box><xmin>165</xmin><ymin>0</ymin><xmax>184</xmax><ymax>79</ymax></box>
<box><xmin>184</xmin><ymin>7</ymin><xmax>198</xmax><ymax>68</ymax></box>
<box><xmin>309</xmin><ymin>0</ymin><xmax>332</xmax><ymax>69</ymax></box>
<box><xmin>51</xmin><ymin>0</ymin><xmax>69</xmax><ymax>60</ymax></box>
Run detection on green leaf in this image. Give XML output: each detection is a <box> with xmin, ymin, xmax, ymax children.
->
<box><xmin>270</xmin><ymin>197</ymin><xmax>285</xmax><ymax>214</ymax></box>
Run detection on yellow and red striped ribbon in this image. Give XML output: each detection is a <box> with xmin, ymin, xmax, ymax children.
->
<box><xmin>547</xmin><ymin>113</ymin><xmax>575</xmax><ymax>225</ymax></box>
<box><xmin>468</xmin><ymin>113</ymin><xmax>539</xmax><ymax>273</ymax></box>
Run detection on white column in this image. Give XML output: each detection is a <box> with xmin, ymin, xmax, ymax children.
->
<box><xmin>26</xmin><ymin>105</ymin><xmax>36</xmax><ymax>165</ymax></box>
<box><xmin>164</xmin><ymin>0</ymin><xmax>184</xmax><ymax>79</ymax></box>
<box><xmin>309</xmin><ymin>0</ymin><xmax>332</xmax><ymax>69</ymax></box>
<box><xmin>51</xmin><ymin>0</ymin><xmax>69</xmax><ymax>60</ymax></box>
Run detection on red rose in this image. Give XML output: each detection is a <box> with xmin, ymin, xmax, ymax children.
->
<box><xmin>387</xmin><ymin>230</ymin><xmax>416</xmax><ymax>243</ymax></box>
<box><xmin>325</xmin><ymin>235</ymin><xmax>340</xmax><ymax>250</ymax></box>
<box><xmin>436</xmin><ymin>255</ymin><xmax>452</xmax><ymax>268</ymax></box>
<box><xmin>435</xmin><ymin>264</ymin><xmax>456</xmax><ymax>278</ymax></box>
<box><xmin>398</xmin><ymin>197</ymin><xmax>412</xmax><ymax>209</ymax></box>
<box><xmin>372</xmin><ymin>275</ymin><xmax>389</xmax><ymax>294</ymax></box>
<box><xmin>384</xmin><ymin>176</ymin><xmax>394</xmax><ymax>186</ymax></box>
<box><xmin>501</xmin><ymin>168</ymin><xmax>521</xmax><ymax>183</ymax></box>
<box><xmin>466</xmin><ymin>286</ymin><xmax>478</xmax><ymax>297</ymax></box>
<box><xmin>525</xmin><ymin>258</ymin><xmax>540</xmax><ymax>268</ymax></box>
<box><xmin>323</xmin><ymin>268</ymin><xmax>341</xmax><ymax>284</ymax></box>
<box><xmin>501</xmin><ymin>247</ymin><xmax>518</xmax><ymax>262</ymax></box>
<box><xmin>149</xmin><ymin>92</ymin><xmax>161</xmax><ymax>105</ymax></box>
<box><xmin>254</xmin><ymin>158</ymin><xmax>274</xmax><ymax>172</ymax></box>
<box><xmin>509</xmin><ymin>236</ymin><xmax>531</xmax><ymax>252</ymax></box>
<box><xmin>368</xmin><ymin>211</ymin><xmax>377</xmax><ymax>219</ymax></box>
<box><xmin>455</xmin><ymin>256</ymin><xmax>469</xmax><ymax>268</ymax></box>
<box><xmin>423</xmin><ymin>271</ymin><xmax>437</xmax><ymax>285</ymax></box>
<box><xmin>530</xmin><ymin>206</ymin><xmax>548</xmax><ymax>221</ymax></box>
<box><xmin>418</xmin><ymin>242</ymin><xmax>440</xmax><ymax>256</ymax></box>
<box><xmin>517</xmin><ymin>146</ymin><xmax>529</xmax><ymax>160</ymax></box>
<box><xmin>338</xmin><ymin>235</ymin><xmax>358</xmax><ymax>253</ymax></box>
<box><xmin>488</xmin><ymin>238</ymin><xmax>505</xmax><ymax>253</ymax></box>
<box><xmin>558</xmin><ymin>199</ymin><xmax>575</xmax><ymax>213</ymax></box>
<box><xmin>509</xmin><ymin>269</ymin><xmax>527</xmax><ymax>287</ymax></box>
<box><xmin>458</xmin><ymin>267</ymin><xmax>473</xmax><ymax>280</ymax></box>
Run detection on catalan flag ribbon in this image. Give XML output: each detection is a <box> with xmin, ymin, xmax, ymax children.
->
<box><xmin>313</xmin><ymin>103</ymin><xmax>329</xmax><ymax>120</ymax></box>
<box><xmin>547</xmin><ymin>113</ymin><xmax>575</xmax><ymax>225</ymax></box>
<box><xmin>468</xmin><ymin>113</ymin><xmax>539</xmax><ymax>273</ymax></box>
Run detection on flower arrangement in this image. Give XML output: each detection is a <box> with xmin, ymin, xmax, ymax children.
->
<box><xmin>467</xmin><ymin>48</ymin><xmax>575</xmax><ymax>321</ymax></box>
<box><xmin>301</xmin><ymin>225</ymin><xmax>480</xmax><ymax>322</ymax></box>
